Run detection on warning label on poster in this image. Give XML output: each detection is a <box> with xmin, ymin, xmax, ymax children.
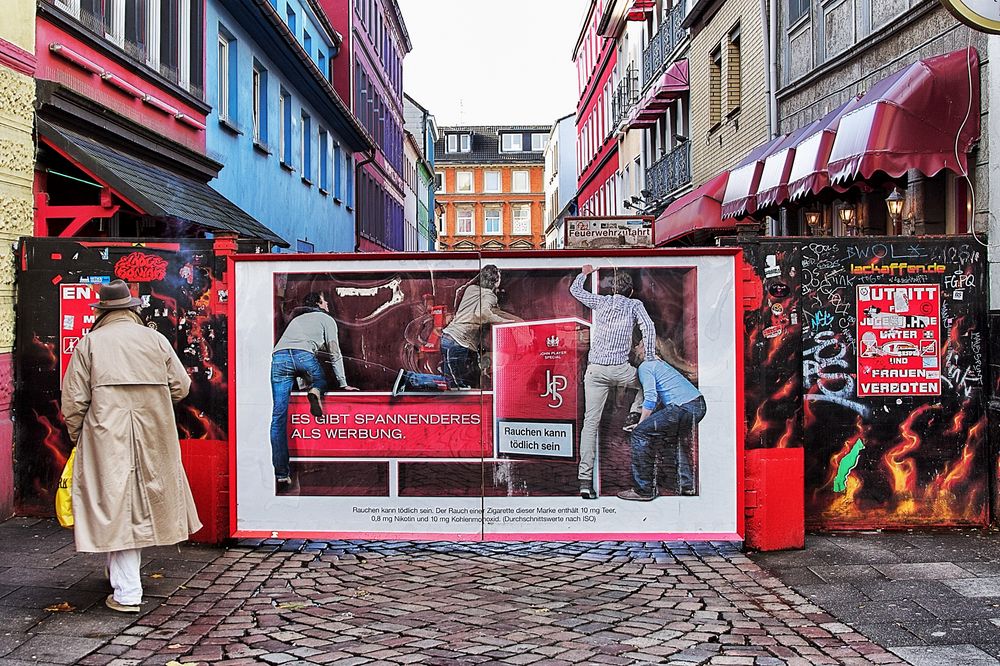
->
<box><xmin>857</xmin><ymin>284</ymin><xmax>941</xmax><ymax>396</ymax></box>
<box><xmin>497</xmin><ymin>420</ymin><xmax>574</xmax><ymax>458</ymax></box>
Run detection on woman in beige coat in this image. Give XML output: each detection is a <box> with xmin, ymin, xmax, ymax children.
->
<box><xmin>61</xmin><ymin>280</ymin><xmax>202</xmax><ymax>613</ymax></box>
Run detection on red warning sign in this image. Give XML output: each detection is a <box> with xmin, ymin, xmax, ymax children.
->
<box><xmin>59</xmin><ymin>284</ymin><xmax>100</xmax><ymax>383</ymax></box>
<box><xmin>856</xmin><ymin>284</ymin><xmax>941</xmax><ymax>396</ymax></box>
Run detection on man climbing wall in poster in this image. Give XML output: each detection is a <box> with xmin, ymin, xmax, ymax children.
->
<box><xmin>270</xmin><ymin>291</ymin><xmax>358</xmax><ymax>486</ymax></box>
<box><xmin>569</xmin><ymin>265</ymin><xmax>655</xmax><ymax>500</ymax></box>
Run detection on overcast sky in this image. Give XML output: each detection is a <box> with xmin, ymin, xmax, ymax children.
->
<box><xmin>397</xmin><ymin>0</ymin><xmax>589</xmax><ymax>128</ymax></box>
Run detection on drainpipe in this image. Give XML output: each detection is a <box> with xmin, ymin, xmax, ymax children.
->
<box><xmin>760</xmin><ymin>0</ymin><xmax>778</xmax><ymax>138</ymax></box>
<box><xmin>353</xmin><ymin>149</ymin><xmax>377</xmax><ymax>253</ymax></box>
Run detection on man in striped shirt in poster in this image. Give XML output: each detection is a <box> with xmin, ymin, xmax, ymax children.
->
<box><xmin>570</xmin><ymin>265</ymin><xmax>656</xmax><ymax>500</ymax></box>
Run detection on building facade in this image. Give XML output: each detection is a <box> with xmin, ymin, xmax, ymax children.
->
<box><xmin>434</xmin><ymin>125</ymin><xmax>549</xmax><ymax>251</ymax></box>
<box><xmin>402</xmin><ymin>130</ymin><xmax>420</xmax><ymax>250</ymax></box>
<box><xmin>543</xmin><ymin>113</ymin><xmax>578</xmax><ymax>249</ymax></box>
<box><xmin>769</xmin><ymin>1</ymin><xmax>990</xmax><ymax>238</ymax></box>
<box><xmin>403</xmin><ymin>93</ymin><xmax>439</xmax><ymax>251</ymax></box>
<box><xmin>34</xmin><ymin>0</ymin><xmax>283</xmax><ymax>246</ymax></box>
<box><xmin>635</xmin><ymin>0</ymin><xmax>991</xmax><ymax>247</ymax></box>
<box><xmin>318</xmin><ymin>0</ymin><xmax>411</xmax><ymax>252</ymax></box>
<box><xmin>207</xmin><ymin>0</ymin><xmax>372</xmax><ymax>252</ymax></box>
<box><xmin>574</xmin><ymin>0</ymin><xmax>619</xmax><ymax>218</ymax></box>
<box><xmin>0</xmin><ymin>0</ymin><xmax>36</xmax><ymax>516</ymax></box>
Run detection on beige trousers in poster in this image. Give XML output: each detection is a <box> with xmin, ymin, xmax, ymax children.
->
<box><xmin>578</xmin><ymin>362</ymin><xmax>641</xmax><ymax>482</ymax></box>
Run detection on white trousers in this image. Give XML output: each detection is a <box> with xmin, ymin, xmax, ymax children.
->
<box><xmin>107</xmin><ymin>548</ymin><xmax>143</xmax><ymax>605</ymax></box>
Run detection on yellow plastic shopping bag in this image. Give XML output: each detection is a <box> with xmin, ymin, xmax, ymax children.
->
<box><xmin>55</xmin><ymin>448</ymin><xmax>75</xmax><ymax>528</ymax></box>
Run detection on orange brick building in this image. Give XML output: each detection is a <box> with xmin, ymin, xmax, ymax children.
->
<box><xmin>434</xmin><ymin>125</ymin><xmax>550</xmax><ymax>250</ymax></box>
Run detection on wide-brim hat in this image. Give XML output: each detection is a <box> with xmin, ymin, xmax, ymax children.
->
<box><xmin>92</xmin><ymin>279</ymin><xmax>142</xmax><ymax>310</ymax></box>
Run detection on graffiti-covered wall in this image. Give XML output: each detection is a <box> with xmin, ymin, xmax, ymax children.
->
<box><xmin>733</xmin><ymin>236</ymin><xmax>988</xmax><ymax>530</ymax></box>
<box><xmin>13</xmin><ymin>238</ymin><xmax>263</xmax><ymax>515</ymax></box>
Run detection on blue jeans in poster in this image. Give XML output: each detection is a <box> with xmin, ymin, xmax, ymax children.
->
<box><xmin>270</xmin><ymin>349</ymin><xmax>328</xmax><ymax>479</ymax></box>
<box><xmin>440</xmin><ymin>334</ymin><xmax>480</xmax><ymax>389</ymax></box>
<box><xmin>629</xmin><ymin>396</ymin><xmax>706</xmax><ymax>496</ymax></box>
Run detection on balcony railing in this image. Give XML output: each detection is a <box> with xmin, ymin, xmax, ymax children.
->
<box><xmin>645</xmin><ymin>142</ymin><xmax>691</xmax><ymax>199</ymax></box>
<box><xmin>44</xmin><ymin>0</ymin><xmax>204</xmax><ymax>100</ymax></box>
<box><xmin>611</xmin><ymin>63</ymin><xmax>640</xmax><ymax>129</ymax></box>
<box><xmin>642</xmin><ymin>3</ymin><xmax>687</xmax><ymax>87</ymax></box>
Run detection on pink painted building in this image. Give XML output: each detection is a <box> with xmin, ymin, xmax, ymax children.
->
<box><xmin>573</xmin><ymin>0</ymin><xmax>619</xmax><ymax>217</ymax></box>
<box><xmin>317</xmin><ymin>0</ymin><xmax>411</xmax><ymax>251</ymax></box>
<box><xmin>33</xmin><ymin>0</ymin><xmax>280</xmax><ymax>245</ymax></box>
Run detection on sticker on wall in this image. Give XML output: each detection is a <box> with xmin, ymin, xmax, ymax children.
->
<box><xmin>857</xmin><ymin>284</ymin><xmax>941</xmax><ymax>397</ymax></box>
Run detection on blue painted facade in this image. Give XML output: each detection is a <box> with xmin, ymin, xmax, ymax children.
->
<box><xmin>207</xmin><ymin>0</ymin><xmax>371</xmax><ymax>252</ymax></box>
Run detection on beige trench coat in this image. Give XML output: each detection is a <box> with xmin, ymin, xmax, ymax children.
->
<box><xmin>61</xmin><ymin>309</ymin><xmax>202</xmax><ymax>552</ymax></box>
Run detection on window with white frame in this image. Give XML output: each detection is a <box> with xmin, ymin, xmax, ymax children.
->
<box><xmin>484</xmin><ymin>170</ymin><xmax>501</xmax><ymax>193</ymax></box>
<box><xmin>460</xmin><ymin>133</ymin><xmax>471</xmax><ymax>152</ymax></box>
<box><xmin>279</xmin><ymin>89</ymin><xmax>292</xmax><ymax>165</ymax></box>
<box><xmin>435</xmin><ymin>171</ymin><xmax>445</xmax><ymax>192</ymax></box>
<box><xmin>456</xmin><ymin>207</ymin><xmax>474</xmax><ymax>235</ymax></box>
<box><xmin>320</xmin><ymin>129</ymin><xmax>332</xmax><ymax>191</ymax></box>
<box><xmin>145</xmin><ymin>0</ymin><xmax>161</xmax><ymax>70</ymax></box>
<box><xmin>252</xmin><ymin>62</ymin><xmax>267</xmax><ymax>143</ymax></box>
<box><xmin>512</xmin><ymin>204</ymin><xmax>531</xmax><ymax>235</ymax></box>
<box><xmin>217</xmin><ymin>33</ymin><xmax>231</xmax><ymax>121</ymax></box>
<box><xmin>438</xmin><ymin>210</ymin><xmax>446</xmax><ymax>236</ymax></box>
<box><xmin>103</xmin><ymin>0</ymin><xmax>125</xmax><ymax>46</ymax></box>
<box><xmin>301</xmin><ymin>111</ymin><xmax>312</xmax><ymax>181</ymax></box>
<box><xmin>484</xmin><ymin>207</ymin><xmax>502</xmax><ymax>235</ymax></box>
<box><xmin>334</xmin><ymin>142</ymin><xmax>344</xmax><ymax>197</ymax></box>
<box><xmin>446</xmin><ymin>135</ymin><xmax>459</xmax><ymax>153</ymax></box>
<box><xmin>501</xmin><ymin>133</ymin><xmax>523</xmax><ymax>152</ymax></box>
<box><xmin>531</xmin><ymin>133</ymin><xmax>548</xmax><ymax>152</ymax></box>
<box><xmin>512</xmin><ymin>170</ymin><xmax>529</xmax><ymax>193</ymax></box>
<box><xmin>456</xmin><ymin>171</ymin><xmax>473</xmax><ymax>193</ymax></box>
<box><xmin>54</xmin><ymin>0</ymin><xmax>81</xmax><ymax>17</ymax></box>
<box><xmin>177</xmin><ymin>0</ymin><xmax>192</xmax><ymax>90</ymax></box>
<box><xmin>217</xmin><ymin>29</ymin><xmax>238</xmax><ymax>123</ymax></box>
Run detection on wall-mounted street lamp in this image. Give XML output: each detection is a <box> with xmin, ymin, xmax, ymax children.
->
<box><xmin>804</xmin><ymin>208</ymin><xmax>823</xmax><ymax>235</ymax></box>
<box><xmin>885</xmin><ymin>187</ymin><xmax>905</xmax><ymax>235</ymax></box>
<box><xmin>838</xmin><ymin>202</ymin><xmax>857</xmax><ymax>235</ymax></box>
<box><xmin>884</xmin><ymin>187</ymin><xmax>915</xmax><ymax>236</ymax></box>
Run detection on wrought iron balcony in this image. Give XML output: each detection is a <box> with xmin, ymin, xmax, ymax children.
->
<box><xmin>642</xmin><ymin>3</ymin><xmax>687</xmax><ymax>87</ymax></box>
<box><xmin>644</xmin><ymin>142</ymin><xmax>691</xmax><ymax>200</ymax></box>
<box><xmin>612</xmin><ymin>64</ymin><xmax>640</xmax><ymax>129</ymax></box>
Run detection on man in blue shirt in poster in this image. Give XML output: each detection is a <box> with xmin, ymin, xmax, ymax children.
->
<box><xmin>618</xmin><ymin>339</ymin><xmax>706</xmax><ymax>501</ymax></box>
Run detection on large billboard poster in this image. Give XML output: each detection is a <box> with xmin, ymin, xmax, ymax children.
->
<box><xmin>231</xmin><ymin>251</ymin><xmax>742</xmax><ymax>540</ymax></box>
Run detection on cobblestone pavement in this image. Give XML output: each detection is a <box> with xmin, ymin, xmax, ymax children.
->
<box><xmin>752</xmin><ymin>531</ymin><xmax>1000</xmax><ymax>666</ymax></box>
<box><xmin>0</xmin><ymin>516</ymin><xmax>907</xmax><ymax>666</ymax></box>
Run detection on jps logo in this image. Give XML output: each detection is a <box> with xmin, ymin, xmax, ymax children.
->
<box><xmin>546</xmin><ymin>335</ymin><xmax>560</xmax><ymax>348</ymax></box>
<box><xmin>540</xmin><ymin>370</ymin><xmax>567</xmax><ymax>409</ymax></box>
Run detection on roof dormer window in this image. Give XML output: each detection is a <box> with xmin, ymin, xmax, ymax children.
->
<box><xmin>501</xmin><ymin>133</ymin><xmax>523</xmax><ymax>152</ymax></box>
<box><xmin>447</xmin><ymin>133</ymin><xmax>471</xmax><ymax>153</ymax></box>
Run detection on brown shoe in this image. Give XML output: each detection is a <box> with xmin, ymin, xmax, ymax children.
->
<box><xmin>105</xmin><ymin>594</ymin><xmax>140</xmax><ymax>613</ymax></box>
<box><xmin>617</xmin><ymin>489</ymin><xmax>656</xmax><ymax>501</ymax></box>
<box><xmin>307</xmin><ymin>389</ymin><xmax>324</xmax><ymax>417</ymax></box>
